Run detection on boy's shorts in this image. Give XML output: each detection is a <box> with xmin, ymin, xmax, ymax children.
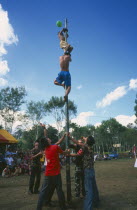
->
<box><xmin>56</xmin><ymin>71</ymin><xmax>71</xmax><ymax>86</ymax></box>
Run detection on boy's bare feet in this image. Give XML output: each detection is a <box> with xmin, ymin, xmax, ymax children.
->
<box><xmin>68</xmin><ymin>46</ymin><xmax>73</xmax><ymax>53</ymax></box>
<box><xmin>64</xmin><ymin>95</ymin><xmax>68</xmax><ymax>102</ymax></box>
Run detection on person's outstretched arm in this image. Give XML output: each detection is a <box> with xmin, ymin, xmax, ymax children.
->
<box><xmin>40</xmin><ymin>123</ymin><xmax>47</xmax><ymax>137</ymax></box>
<box><xmin>81</xmin><ymin>136</ymin><xmax>87</xmax><ymax>144</ymax></box>
<box><xmin>30</xmin><ymin>151</ymin><xmax>42</xmax><ymax>160</ymax></box>
<box><xmin>68</xmin><ymin>148</ymin><xmax>84</xmax><ymax>157</ymax></box>
<box><xmin>55</xmin><ymin>133</ymin><xmax>66</xmax><ymax>145</ymax></box>
<box><xmin>68</xmin><ymin>133</ymin><xmax>78</xmax><ymax>145</ymax></box>
<box><xmin>58</xmin><ymin>30</ymin><xmax>65</xmax><ymax>41</ymax></box>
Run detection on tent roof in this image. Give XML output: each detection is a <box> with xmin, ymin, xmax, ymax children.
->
<box><xmin>0</xmin><ymin>129</ymin><xmax>18</xmax><ymax>144</ymax></box>
<box><xmin>0</xmin><ymin>134</ymin><xmax>9</xmax><ymax>143</ymax></box>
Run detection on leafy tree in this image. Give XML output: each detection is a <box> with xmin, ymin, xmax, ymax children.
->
<box><xmin>0</xmin><ymin>86</ymin><xmax>27</xmax><ymax>132</ymax></box>
<box><xmin>26</xmin><ymin>100</ymin><xmax>49</xmax><ymax>139</ymax></box>
<box><xmin>0</xmin><ymin>125</ymin><xmax>3</xmax><ymax>129</ymax></box>
<box><xmin>46</xmin><ymin>96</ymin><xmax>77</xmax><ymax>134</ymax></box>
<box><xmin>14</xmin><ymin>127</ymin><xmax>24</xmax><ymax>139</ymax></box>
<box><xmin>27</xmin><ymin>100</ymin><xmax>47</xmax><ymax>124</ymax></box>
<box><xmin>121</xmin><ymin>127</ymin><xmax>137</xmax><ymax>150</ymax></box>
<box><xmin>22</xmin><ymin>127</ymin><xmax>37</xmax><ymax>149</ymax></box>
<box><xmin>70</xmin><ymin>123</ymin><xmax>95</xmax><ymax>139</ymax></box>
<box><xmin>18</xmin><ymin>125</ymin><xmax>58</xmax><ymax>150</ymax></box>
<box><xmin>95</xmin><ymin>118</ymin><xmax>126</xmax><ymax>153</ymax></box>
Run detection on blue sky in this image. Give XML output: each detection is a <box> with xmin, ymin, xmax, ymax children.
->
<box><xmin>0</xmin><ymin>0</ymin><xmax>137</xmax><ymax>128</ymax></box>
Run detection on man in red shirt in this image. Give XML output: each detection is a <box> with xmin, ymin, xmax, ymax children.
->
<box><xmin>37</xmin><ymin>125</ymin><xmax>69</xmax><ymax>210</ymax></box>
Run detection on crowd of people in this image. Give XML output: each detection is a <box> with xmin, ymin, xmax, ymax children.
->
<box><xmin>0</xmin><ymin>122</ymin><xmax>100</xmax><ymax>210</ymax></box>
<box><xmin>0</xmin><ymin>150</ymin><xmax>32</xmax><ymax>177</ymax></box>
<box><xmin>32</xmin><ymin>123</ymin><xmax>100</xmax><ymax>210</ymax></box>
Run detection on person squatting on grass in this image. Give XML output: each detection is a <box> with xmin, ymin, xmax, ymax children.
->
<box><xmin>2</xmin><ymin>165</ymin><xmax>10</xmax><ymax>177</ymax></box>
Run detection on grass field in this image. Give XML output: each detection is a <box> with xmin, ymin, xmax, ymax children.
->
<box><xmin>0</xmin><ymin>159</ymin><xmax>137</xmax><ymax>210</ymax></box>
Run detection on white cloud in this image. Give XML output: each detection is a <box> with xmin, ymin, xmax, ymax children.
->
<box><xmin>50</xmin><ymin>112</ymin><xmax>95</xmax><ymax>130</ymax></box>
<box><xmin>96</xmin><ymin>86</ymin><xmax>127</xmax><ymax>108</ymax></box>
<box><xmin>0</xmin><ymin>60</ymin><xmax>9</xmax><ymax>75</ymax></box>
<box><xmin>115</xmin><ymin>115</ymin><xmax>136</xmax><ymax>127</ymax></box>
<box><xmin>96</xmin><ymin>78</ymin><xmax>137</xmax><ymax>109</ymax></box>
<box><xmin>94</xmin><ymin>122</ymin><xmax>101</xmax><ymax>128</ymax></box>
<box><xmin>129</xmin><ymin>79</ymin><xmax>137</xmax><ymax>90</ymax></box>
<box><xmin>0</xmin><ymin>4</ymin><xmax>18</xmax><ymax>56</ymax></box>
<box><xmin>76</xmin><ymin>85</ymin><xmax>83</xmax><ymax>90</ymax></box>
<box><xmin>0</xmin><ymin>77</ymin><xmax>8</xmax><ymax>86</ymax></box>
<box><xmin>94</xmin><ymin>115</ymin><xmax>136</xmax><ymax>128</ymax></box>
<box><xmin>0</xmin><ymin>4</ymin><xmax>18</xmax><ymax>83</ymax></box>
<box><xmin>71</xmin><ymin>111</ymin><xmax>95</xmax><ymax>126</ymax></box>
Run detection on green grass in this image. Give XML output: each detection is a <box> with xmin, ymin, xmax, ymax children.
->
<box><xmin>0</xmin><ymin>159</ymin><xmax>137</xmax><ymax>210</ymax></box>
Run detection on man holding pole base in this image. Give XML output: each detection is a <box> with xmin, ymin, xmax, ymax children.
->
<box><xmin>37</xmin><ymin>124</ymin><xmax>70</xmax><ymax>210</ymax></box>
<box><xmin>68</xmin><ymin>135</ymin><xmax>100</xmax><ymax>210</ymax></box>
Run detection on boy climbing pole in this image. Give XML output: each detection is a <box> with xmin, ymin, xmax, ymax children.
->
<box><xmin>54</xmin><ymin>54</ymin><xmax>71</xmax><ymax>102</ymax></box>
<box><xmin>54</xmin><ymin>23</ymin><xmax>73</xmax><ymax>102</ymax></box>
<box><xmin>58</xmin><ymin>28</ymin><xmax>73</xmax><ymax>55</ymax></box>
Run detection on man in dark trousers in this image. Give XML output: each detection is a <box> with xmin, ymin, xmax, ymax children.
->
<box><xmin>28</xmin><ymin>142</ymin><xmax>42</xmax><ymax>194</ymax></box>
<box><xmin>70</xmin><ymin>138</ymin><xmax>85</xmax><ymax>198</ymax></box>
<box><xmin>69</xmin><ymin>136</ymin><xmax>100</xmax><ymax>210</ymax></box>
<box><xmin>37</xmin><ymin>124</ymin><xmax>69</xmax><ymax>210</ymax></box>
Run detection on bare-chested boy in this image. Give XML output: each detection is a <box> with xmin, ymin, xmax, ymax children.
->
<box><xmin>54</xmin><ymin>54</ymin><xmax>71</xmax><ymax>101</ymax></box>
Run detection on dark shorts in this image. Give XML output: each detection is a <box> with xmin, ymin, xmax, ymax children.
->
<box><xmin>56</xmin><ymin>71</ymin><xmax>71</xmax><ymax>86</ymax></box>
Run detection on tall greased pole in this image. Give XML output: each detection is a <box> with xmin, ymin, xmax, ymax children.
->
<box><xmin>64</xmin><ymin>18</ymin><xmax>71</xmax><ymax>202</ymax></box>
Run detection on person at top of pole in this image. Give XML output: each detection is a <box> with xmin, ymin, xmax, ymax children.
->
<box><xmin>58</xmin><ymin>28</ymin><xmax>73</xmax><ymax>55</ymax></box>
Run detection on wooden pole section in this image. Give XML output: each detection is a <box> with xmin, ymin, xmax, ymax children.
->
<box><xmin>64</xmin><ymin>18</ymin><xmax>71</xmax><ymax>202</ymax></box>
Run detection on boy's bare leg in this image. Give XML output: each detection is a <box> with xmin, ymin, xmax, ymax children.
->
<box><xmin>65</xmin><ymin>86</ymin><xmax>71</xmax><ymax>96</ymax></box>
<box><xmin>54</xmin><ymin>80</ymin><xmax>65</xmax><ymax>88</ymax></box>
<box><xmin>64</xmin><ymin>86</ymin><xmax>71</xmax><ymax>101</ymax></box>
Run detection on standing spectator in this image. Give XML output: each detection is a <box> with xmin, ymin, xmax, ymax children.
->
<box><xmin>28</xmin><ymin>142</ymin><xmax>42</xmax><ymax>194</ymax></box>
<box><xmin>16</xmin><ymin>154</ymin><xmax>22</xmax><ymax>166</ymax></box>
<box><xmin>6</xmin><ymin>154</ymin><xmax>14</xmax><ymax>174</ymax></box>
<box><xmin>0</xmin><ymin>153</ymin><xmax>6</xmax><ymax>175</ymax></box>
<box><xmin>69</xmin><ymin>138</ymin><xmax>85</xmax><ymax>198</ymax></box>
<box><xmin>132</xmin><ymin>144</ymin><xmax>136</xmax><ymax>157</ymax></box>
<box><xmin>12</xmin><ymin>154</ymin><xmax>17</xmax><ymax>170</ymax></box>
<box><xmin>37</xmin><ymin>125</ymin><xmax>68</xmax><ymax>210</ymax></box>
<box><xmin>69</xmin><ymin>135</ymin><xmax>100</xmax><ymax>210</ymax></box>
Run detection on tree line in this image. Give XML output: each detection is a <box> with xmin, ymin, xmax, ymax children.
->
<box><xmin>0</xmin><ymin>86</ymin><xmax>137</xmax><ymax>153</ymax></box>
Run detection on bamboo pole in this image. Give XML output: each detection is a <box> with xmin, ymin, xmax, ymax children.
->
<box><xmin>64</xmin><ymin>18</ymin><xmax>71</xmax><ymax>202</ymax></box>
